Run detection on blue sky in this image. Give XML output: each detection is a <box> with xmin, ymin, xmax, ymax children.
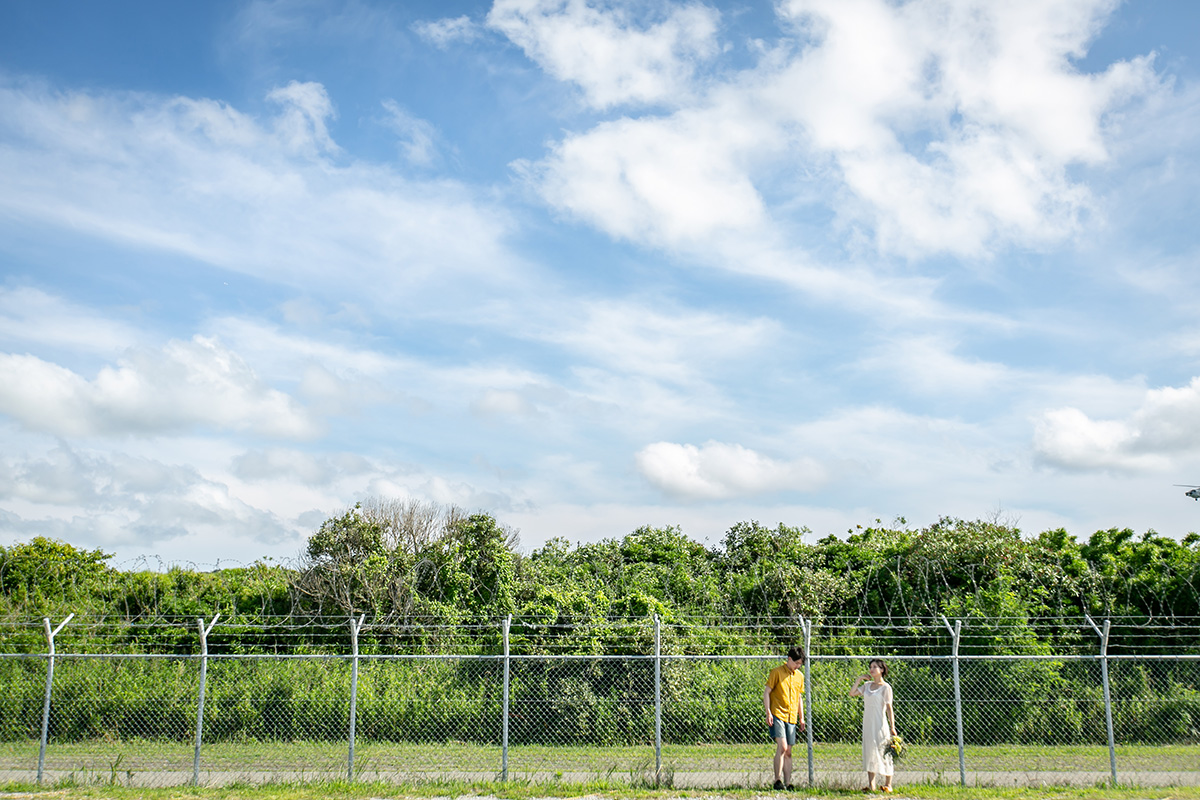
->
<box><xmin>2</xmin><ymin>0</ymin><xmax>1200</xmax><ymax>566</ymax></box>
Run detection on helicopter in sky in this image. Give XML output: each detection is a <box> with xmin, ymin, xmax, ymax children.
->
<box><xmin>1176</xmin><ymin>484</ymin><xmax>1200</xmax><ymax>501</ymax></box>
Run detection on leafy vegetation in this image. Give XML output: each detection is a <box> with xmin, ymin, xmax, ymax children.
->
<box><xmin>3</xmin><ymin>510</ymin><xmax>1198</xmax><ymax>642</ymax></box>
<box><xmin>1</xmin><ymin>507</ymin><xmax>1198</xmax><ymax>750</ymax></box>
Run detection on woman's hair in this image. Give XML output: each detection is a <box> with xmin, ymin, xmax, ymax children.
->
<box><xmin>869</xmin><ymin>658</ymin><xmax>888</xmax><ymax>678</ymax></box>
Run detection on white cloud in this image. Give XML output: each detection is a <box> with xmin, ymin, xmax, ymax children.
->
<box><xmin>296</xmin><ymin>362</ymin><xmax>400</xmax><ymax>414</ymax></box>
<box><xmin>1034</xmin><ymin>376</ymin><xmax>1200</xmax><ymax>471</ymax></box>
<box><xmin>265</xmin><ymin>80</ymin><xmax>339</xmax><ymax>157</ymax></box>
<box><xmin>0</xmin><ymin>433</ymin><xmax>531</xmax><ymax>557</ymax></box>
<box><xmin>381</xmin><ymin>100</ymin><xmax>441</xmax><ymax>166</ymax></box>
<box><xmin>518</xmin><ymin>0</ymin><xmax>1159</xmax><ymax>262</ymax></box>
<box><xmin>785</xmin><ymin>404</ymin><xmax>1004</xmax><ymax>491</ymax></box>
<box><xmin>447</xmin><ymin>297</ymin><xmax>784</xmax><ymax>435</ymax></box>
<box><xmin>636</xmin><ymin>440</ymin><xmax>825</xmax><ymax>500</ymax></box>
<box><xmin>0</xmin><ymin>336</ymin><xmax>316</xmax><ymax>438</ymax></box>
<box><xmin>856</xmin><ymin>335</ymin><xmax>1013</xmax><ymax>396</ymax></box>
<box><xmin>519</xmin><ymin>101</ymin><xmax>774</xmax><ymax>247</ymax></box>
<box><xmin>0</xmin><ymin>444</ymin><xmax>107</xmax><ymax>505</ymax></box>
<box><xmin>0</xmin><ymin>443</ymin><xmax>296</xmax><ymax>549</ymax></box>
<box><xmin>771</xmin><ymin>0</ymin><xmax>1158</xmax><ymax>258</ymax></box>
<box><xmin>231</xmin><ymin>448</ymin><xmax>373</xmax><ymax>485</ymax></box>
<box><xmin>210</xmin><ymin>317</ymin><xmax>404</xmax><ymax>379</ymax></box>
<box><xmin>210</xmin><ymin>315</ymin><xmax>643</xmax><ymax>434</ymax></box>
<box><xmin>472</xmin><ymin>389</ymin><xmax>538</xmax><ymax>418</ymax></box>
<box><xmin>216</xmin><ymin>298</ymin><xmax>776</xmax><ymax>438</ymax></box>
<box><xmin>488</xmin><ymin>0</ymin><xmax>720</xmax><ymax>109</ymax></box>
<box><xmin>541</xmin><ymin>299</ymin><xmax>779</xmax><ymax>384</ymax></box>
<box><xmin>516</xmin><ymin>126</ymin><xmax>980</xmax><ymax>318</ymax></box>
<box><xmin>0</xmin><ymin>287</ymin><xmax>139</xmax><ymax>354</ymax></box>
<box><xmin>1033</xmin><ymin>407</ymin><xmax>1145</xmax><ymax>471</ymax></box>
<box><xmin>413</xmin><ymin>15</ymin><xmax>482</xmax><ymax>48</ymax></box>
<box><xmin>0</xmin><ymin>80</ymin><xmax>521</xmax><ymax>311</ymax></box>
<box><xmin>364</xmin><ymin>473</ymin><xmax>532</xmax><ymax>515</ymax></box>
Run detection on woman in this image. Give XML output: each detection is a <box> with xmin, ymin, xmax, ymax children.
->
<box><xmin>850</xmin><ymin>659</ymin><xmax>896</xmax><ymax>793</ymax></box>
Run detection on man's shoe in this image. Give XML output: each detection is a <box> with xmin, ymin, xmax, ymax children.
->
<box><xmin>773</xmin><ymin>780</ymin><xmax>784</xmax><ymax>790</ymax></box>
<box><xmin>786</xmin><ymin>784</ymin><xmax>795</xmax><ymax>791</ymax></box>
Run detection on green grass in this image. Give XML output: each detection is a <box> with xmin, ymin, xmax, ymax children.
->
<box><xmin>3</xmin><ymin>779</ymin><xmax>1200</xmax><ymax>800</ymax></box>
<box><xmin>667</xmin><ymin>741</ymin><xmax>1200</xmax><ymax>771</ymax></box>
<box><xmin>4</xmin><ymin>739</ymin><xmax>1200</xmax><ymax>773</ymax></box>
<box><xmin>2</xmin><ymin>739</ymin><xmax>1198</xmax><ymax>789</ymax></box>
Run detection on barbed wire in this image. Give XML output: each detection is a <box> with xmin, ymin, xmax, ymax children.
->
<box><xmin>1</xmin><ymin>614</ymin><xmax>1197</xmax><ymax>657</ymax></box>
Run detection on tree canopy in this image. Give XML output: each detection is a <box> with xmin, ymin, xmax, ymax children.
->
<box><xmin>2</xmin><ymin>506</ymin><xmax>1198</xmax><ymax>655</ymax></box>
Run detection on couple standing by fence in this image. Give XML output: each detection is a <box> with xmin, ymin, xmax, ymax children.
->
<box><xmin>763</xmin><ymin>647</ymin><xmax>898</xmax><ymax>793</ymax></box>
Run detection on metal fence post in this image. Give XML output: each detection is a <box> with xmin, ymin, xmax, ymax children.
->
<box><xmin>37</xmin><ymin>613</ymin><xmax>73</xmax><ymax>786</ymax></box>
<box><xmin>801</xmin><ymin>616</ymin><xmax>814</xmax><ymax>786</ymax></box>
<box><xmin>941</xmin><ymin>615</ymin><xmax>965</xmax><ymax>786</ymax></box>
<box><xmin>1087</xmin><ymin>615</ymin><xmax>1117</xmax><ymax>786</ymax></box>
<box><xmin>653</xmin><ymin>614</ymin><xmax>662</xmax><ymax>786</ymax></box>
<box><xmin>193</xmin><ymin>614</ymin><xmax>220</xmax><ymax>786</ymax></box>
<box><xmin>348</xmin><ymin>614</ymin><xmax>365</xmax><ymax>782</ymax></box>
<box><xmin>502</xmin><ymin>614</ymin><xmax>511</xmax><ymax>781</ymax></box>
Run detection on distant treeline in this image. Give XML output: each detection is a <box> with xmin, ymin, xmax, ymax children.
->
<box><xmin>2</xmin><ymin>501</ymin><xmax>1199</xmax><ymax>655</ymax></box>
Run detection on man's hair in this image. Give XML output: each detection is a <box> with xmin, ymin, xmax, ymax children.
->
<box><xmin>869</xmin><ymin>658</ymin><xmax>888</xmax><ymax>678</ymax></box>
<box><xmin>787</xmin><ymin>646</ymin><xmax>806</xmax><ymax>664</ymax></box>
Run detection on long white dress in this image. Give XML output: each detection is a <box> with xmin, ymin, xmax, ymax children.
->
<box><xmin>861</xmin><ymin>682</ymin><xmax>894</xmax><ymax>776</ymax></box>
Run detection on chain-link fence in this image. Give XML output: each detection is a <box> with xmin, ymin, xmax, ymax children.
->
<box><xmin>1</xmin><ymin>615</ymin><xmax>1197</xmax><ymax>788</ymax></box>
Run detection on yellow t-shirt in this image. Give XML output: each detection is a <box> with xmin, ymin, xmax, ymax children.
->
<box><xmin>766</xmin><ymin>664</ymin><xmax>805</xmax><ymax>724</ymax></box>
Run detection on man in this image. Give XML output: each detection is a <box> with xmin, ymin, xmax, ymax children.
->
<box><xmin>763</xmin><ymin>645</ymin><xmax>806</xmax><ymax>790</ymax></box>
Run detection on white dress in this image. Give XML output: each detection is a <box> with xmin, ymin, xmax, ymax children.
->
<box><xmin>861</xmin><ymin>682</ymin><xmax>894</xmax><ymax>776</ymax></box>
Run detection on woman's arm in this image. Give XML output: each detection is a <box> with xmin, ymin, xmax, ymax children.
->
<box><xmin>849</xmin><ymin>673</ymin><xmax>869</xmax><ymax>698</ymax></box>
<box><xmin>885</xmin><ymin>685</ymin><xmax>896</xmax><ymax>735</ymax></box>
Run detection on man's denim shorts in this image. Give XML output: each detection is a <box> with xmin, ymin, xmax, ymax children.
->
<box><xmin>769</xmin><ymin>718</ymin><xmax>797</xmax><ymax>745</ymax></box>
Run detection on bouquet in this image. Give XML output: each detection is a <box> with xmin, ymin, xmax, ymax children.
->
<box><xmin>885</xmin><ymin>733</ymin><xmax>906</xmax><ymax>762</ymax></box>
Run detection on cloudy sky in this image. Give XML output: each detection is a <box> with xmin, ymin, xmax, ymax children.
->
<box><xmin>2</xmin><ymin>0</ymin><xmax>1200</xmax><ymax>566</ymax></box>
